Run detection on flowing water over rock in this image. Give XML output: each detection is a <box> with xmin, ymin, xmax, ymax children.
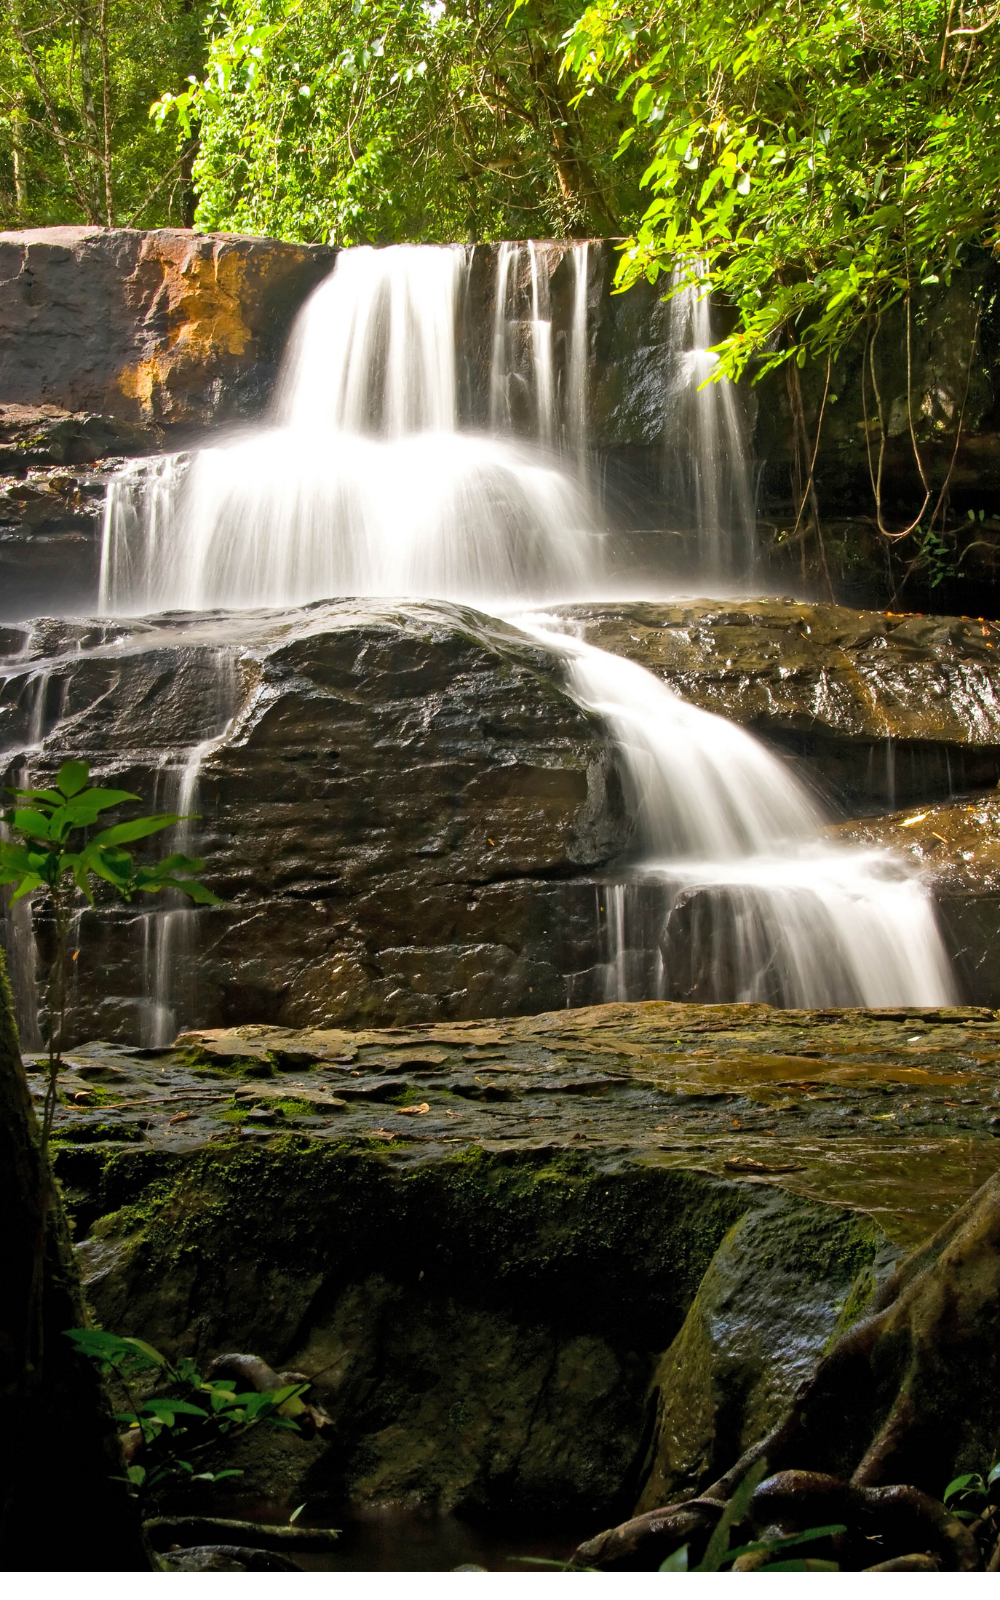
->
<box><xmin>520</xmin><ymin>621</ymin><xmax>956</xmax><ymax>1007</ymax></box>
<box><xmin>1</xmin><ymin>241</ymin><xmax>973</xmax><ymax>1032</ymax></box>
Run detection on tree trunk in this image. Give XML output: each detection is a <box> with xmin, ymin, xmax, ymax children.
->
<box><xmin>0</xmin><ymin>949</ymin><xmax>152</xmax><ymax>1570</ymax></box>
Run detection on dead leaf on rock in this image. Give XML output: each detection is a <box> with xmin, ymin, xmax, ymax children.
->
<box><xmin>396</xmin><ymin>1102</ymin><xmax>431</xmax><ymax>1116</ymax></box>
<box><xmin>724</xmin><ymin>1156</ymin><xmax>805</xmax><ymax>1174</ymax></box>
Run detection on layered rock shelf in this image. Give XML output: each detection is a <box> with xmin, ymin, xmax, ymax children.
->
<box><xmin>45</xmin><ymin>999</ymin><xmax>1000</xmax><ymax>1528</ymax></box>
<box><xmin>6</xmin><ymin>596</ymin><xmax>1000</xmax><ymax>1035</ymax></box>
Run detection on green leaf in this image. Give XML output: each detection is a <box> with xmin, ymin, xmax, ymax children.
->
<box><xmin>69</xmin><ymin>787</ymin><xmax>142</xmax><ymax>812</ymax></box>
<box><xmin>697</xmin><ymin>1458</ymin><xmax>769</xmax><ymax>1571</ymax></box>
<box><xmin>10</xmin><ymin>789</ymin><xmax>65</xmax><ymax>807</ymax></box>
<box><xmin>659</xmin><ymin>1545</ymin><xmax>689</xmax><ymax>1571</ymax></box>
<box><xmin>126</xmin><ymin>1465</ymin><xmax>147</xmax><ymax>1487</ymax></box>
<box><xmin>12</xmin><ymin>809</ymin><xmax>53</xmax><ymax>840</ymax></box>
<box><xmin>57</xmin><ymin>760</ymin><xmax>90</xmax><ymax>797</ymax></box>
<box><xmin>759</xmin><ymin>1559</ymin><xmax>839</xmax><ymax>1571</ymax></box>
<box><xmin>728</xmin><ymin>1524</ymin><xmax>847</xmax><ymax>1561</ymax></box>
<box><xmin>64</xmin><ymin>1328</ymin><xmax>165</xmax><ymax>1369</ymax></box>
<box><xmin>89</xmin><ymin>814</ymin><xmax>186</xmax><ymax>847</ymax></box>
<box><xmin>944</xmin><ymin>1473</ymin><xmax>984</xmax><ymax>1502</ymax></box>
<box><xmin>142</xmin><ymin>1398</ymin><xmax>209</xmax><ymax>1420</ymax></box>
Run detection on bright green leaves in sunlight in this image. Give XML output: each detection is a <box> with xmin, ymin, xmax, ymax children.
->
<box><xmin>147</xmin><ymin>0</ymin><xmax>639</xmax><ymax>245</ymax></box>
<box><xmin>0</xmin><ymin>759</ymin><xmax>221</xmax><ymax>908</ymax></box>
<box><xmin>561</xmin><ymin>0</ymin><xmax>1000</xmax><ymax>383</ymax></box>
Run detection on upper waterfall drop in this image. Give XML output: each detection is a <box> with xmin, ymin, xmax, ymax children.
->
<box><xmin>92</xmin><ymin>235</ymin><xmax>959</xmax><ymax>1013</ymax></box>
<box><xmin>100</xmin><ymin>242</ymin><xmax>599</xmax><ymax>615</ymax></box>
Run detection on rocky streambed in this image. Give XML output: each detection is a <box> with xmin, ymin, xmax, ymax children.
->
<box><xmin>42</xmin><ymin>998</ymin><xmax>1000</xmax><ymax>1555</ymax></box>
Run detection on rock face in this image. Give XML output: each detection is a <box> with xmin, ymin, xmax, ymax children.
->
<box><xmin>0</xmin><ymin>461</ymin><xmax>113</xmax><ymax>620</ymax></box>
<box><xmin>0</xmin><ymin>601</ymin><xmax>627</xmax><ymax>1041</ymax></box>
<box><xmin>0</xmin><ymin>227</ymin><xmax>335</xmax><ymax>442</ymax></box>
<box><xmin>555</xmin><ymin>599</ymin><xmax>1000</xmax><ymax>809</ymax></box>
<box><xmin>5</xmin><ymin>596</ymin><xmax>1000</xmax><ymax>1038</ymax></box>
<box><xmin>46</xmin><ymin>998</ymin><xmax>1000</xmax><ymax>1528</ymax></box>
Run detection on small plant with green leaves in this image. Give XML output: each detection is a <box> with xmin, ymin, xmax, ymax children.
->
<box><xmin>944</xmin><ymin>1464</ymin><xmax>1000</xmax><ymax>1524</ymax></box>
<box><xmin>0</xmin><ymin>758</ymin><xmax>220</xmax><ymax>1150</ymax></box>
<box><xmin>65</xmin><ymin>1329</ymin><xmax>309</xmax><ymax>1503</ymax></box>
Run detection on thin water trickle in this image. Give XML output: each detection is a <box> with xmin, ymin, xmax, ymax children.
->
<box><xmin>663</xmin><ymin>263</ymin><xmax>757</xmax><ymax>582</ymax></box>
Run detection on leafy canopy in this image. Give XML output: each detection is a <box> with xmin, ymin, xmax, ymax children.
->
<box><xmin>150</xmin><ymin>0</ymin><xmax>641</xmax><ymax>243</ymax></box>
<box><xmin>0</xmin><ymin>0</ymin><xmax>208</xmax><ymax>228</ymax></box>
<box><xmin>563</xmin><ymin>0</ymin><xmax>1000</xmax><ymax>381</ymax></box>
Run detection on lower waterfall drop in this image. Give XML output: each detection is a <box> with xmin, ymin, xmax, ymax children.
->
<box><xmin>520</xmin><ymin>620</ymin><xmax>957</xmax><ymax>1007</ymax></box>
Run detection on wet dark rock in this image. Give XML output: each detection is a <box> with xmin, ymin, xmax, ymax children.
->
<box><xmin>0</xmin><ymin>226</ymin><xmax>335</xmax><ymax>446</ymax></box>
<box><xmin>45</xmin><ymin>999</ymin><xmax>1000</xmax><ymax>1532</ymax></box>
<box><xmin>552</xmin><ymin>598</ymin><xmax>1000</xmax><ymax>810</ymax></box>
<box><xmin>0</xmin><ymin>600</ymin><xmax>628</xmax><ymax>1039</ymax></box>
<box><xmin>0</xmin><ymin>461</ymin><xmax>116</xmax><ymax>619</ymax></box>
<box><xmin>635</xmin><ymin>1208</ymin><xmax>898</xmax><ymax>1508</ymax></box>
<box><xmin>6</xmin><ymin>596</ymin><xmax>1000</xmax><ymax>1040</ymax></box>
<box><xmin>0</xmin><ymin>403</ymin><xmax>152</xmax><ymax>470</ymax></box>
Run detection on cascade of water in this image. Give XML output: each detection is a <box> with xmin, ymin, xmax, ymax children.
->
<box><xmin>489</xmin><ymin>241</ymin><xmax>516</xmax><ymax>434</ymax></box>
<box><xmin>520</xmin><ymin>620</ymin><xmax>957</xmax><ymax>1008</ymax></box>
<box><xmin>528</xmin><ymin>242</ymin><xmax>556</xmax><ymax>450</ymax></box>
<box><xmin>100</xmin><ymin>244</ymin><xmax>599</xmax><ymax>614</ymax></box>
<box><xmin>663</xmin><ymin>263</ymin><xmax>757</xmax><ymax>581</ymax></box>
<box><xmin>486</xmin><ymin>239</ymin><xmax>590</xmax><ymax>471</ymax></box>
<box><xmin>88</xmin><ymin>237</ymin><xmax>959</xmax><ymax>1015</ymax></box>
<box><xmin>140</xmin><ymin>651</ymin><xmax>239</xmax><ymax>1045</ymax></box>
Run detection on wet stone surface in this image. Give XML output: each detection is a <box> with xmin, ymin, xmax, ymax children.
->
<box><xmin>43</xmin><ymin>1000</ymin><xmax>1000</xmax><ymax>1247</ymax></box>
<box><xmin>551</xmin><ymin>598</ymin><xmax>1000</xmax><ymax>809</ymax></box>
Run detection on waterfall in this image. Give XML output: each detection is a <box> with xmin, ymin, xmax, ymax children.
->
<box><xmin>100</xmin><ymin>244</ymin><xmax>599</xmax><ymax>615</ymax></box>
<box><xmin>663</xmin><ymin>264</ymin><xmax>757</xmax><ymax>582</ymax></box>
<box><xmin>89</xmin><ymin>238</ymin><xmax>959</xmax><ymax>1016</ymax></box>
<box><xmin>483</xmin><ymin>238</ymin><xmax>589</xmax><ymax>469</ymax></box>
<box><xmin>520</xmin><ymin>621</ymin><xmax>957</xmax><ymax>1008</ymax></box>
<box><xmin>567</xmin><ymin>241</ymin><xmax>589</xmax><ymax>480</ymax></box>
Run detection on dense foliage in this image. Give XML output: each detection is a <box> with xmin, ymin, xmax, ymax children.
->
<box><xmin>564</xmin><ymin>0</ymin><xmax>1000</xmax><ymax>381</ymax></box>
<box><xmin>4</xmin><ymin>0</ymin><xmax>999</xmax><ymax>354</ymax></box>
<box><xmin>151</xmin><ymin>0</ymin><xmax>639</xmax><ymax>242</ymax></box>
<box><xmin>0</xmin><ymin>0</ymin><xmax>207</xmax><ymax>228</ymax></box>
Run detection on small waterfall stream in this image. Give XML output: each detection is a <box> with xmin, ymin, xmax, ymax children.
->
<box><xmin>519</xmin><ymin>622</ymin><xmax>956</xmax><ymax>1006</ymax></box>
<box><xmin>663</xmin><ymin>265</ymin><xmax>757</xmax><ymax>582</ymax></box>
<box><xmin>91</xmin><ymin>240</ymin><xmax>958</xmax><ymax>1016</ymax></box>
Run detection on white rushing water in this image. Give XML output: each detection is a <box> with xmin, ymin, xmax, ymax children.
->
<box><xmin>663</xmin><ymin>263</ymin><xmax>757</xmax><ymax>582</ymax></box>
<box><xmin>101</xmin><ymin>242</ymin><xmax>597</xmax><ymax>615</ymax></box>
<box><xmin>520</xmin><ymin>621</ymin><xmax>957</xmax><ymax>1007</ymax></box>
<box><xmin>96</xmin><ymin>238</ymin><xmax>957</xmax><ymax>1010</ymax></box>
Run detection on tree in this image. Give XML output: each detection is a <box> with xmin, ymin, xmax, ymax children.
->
<box><xmin>0</xmin><ymin>0</ymin><xmax>208</xmax><ymax>228</ymax></box>
<box><xmin>150</xmin><ymin>0</ymin><xmax>643</xmax><ymax>244</ymax></box>
<box><xmin>0</xmin><ymin>757</ymin><xmax>219</xmax><ymax>1489</ymax></box>
<box><xmin>563</xmin><ymin>0</ymin><xmax>1000</xmax><ymax>543</ymax></box>
<box><xmin>0</xmin><ymin>944</ymin><xmax>153</xmax><ymax>1569</ymax></box>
